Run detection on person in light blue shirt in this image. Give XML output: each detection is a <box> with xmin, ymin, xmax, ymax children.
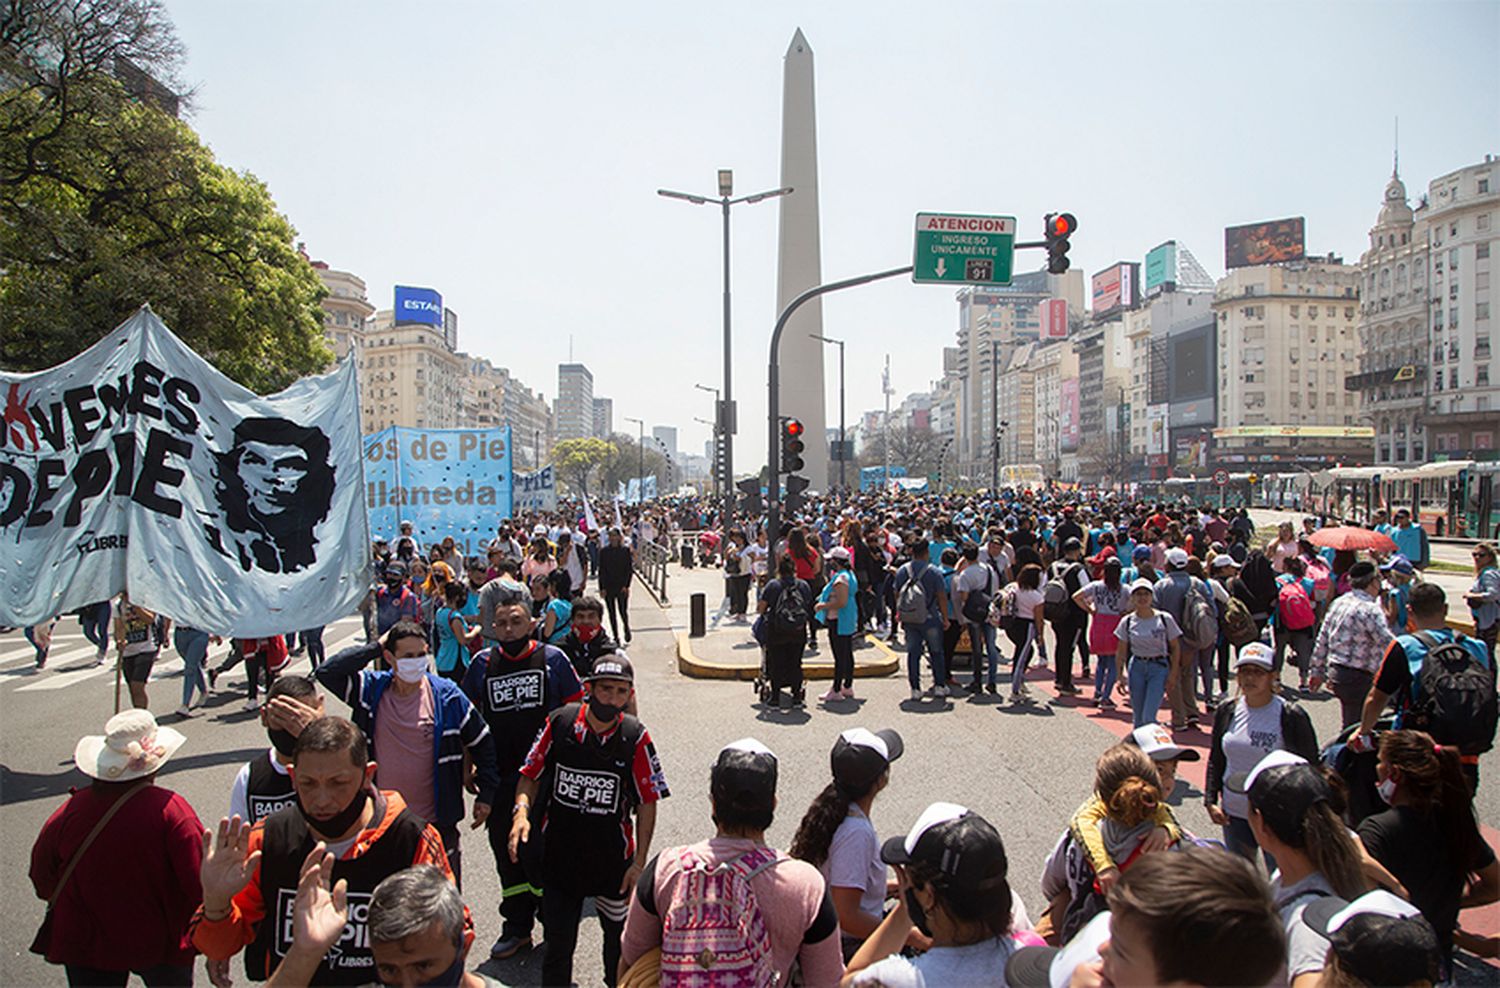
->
<box><xmin>434</xmin><ymin>582</ymin><xmax>481</xmax><ymax>683</ymax></box>
<box><xmin>1465</xmin><ymin>542</ymin><xmax>1499</xmax><ymax>661</ymax></box>
<box><xmin>1390</xmin><ymin>509</ymin><xmax>1430</xmax><ymax>569</ymax></box>
<box><xmin>815</xmin><ymin>547</ymin><xmax>861</xmax><ymax>700</ymax></box>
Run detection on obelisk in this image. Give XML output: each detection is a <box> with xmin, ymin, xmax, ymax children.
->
<box><xmin>774</xmin><ymin>28</ymin><xmax>829</xmax><ymax>491</ymax></box>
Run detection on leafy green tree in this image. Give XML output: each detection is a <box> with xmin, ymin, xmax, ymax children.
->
<box><xmin>0</xmin><ymin>0</ymin><xmax>332</xmax><ymax>392</ymax></box>
<box><xmin>551</xmin><ymin>437</ymin><xmax>617</xmax><ymax>496</ymax></box>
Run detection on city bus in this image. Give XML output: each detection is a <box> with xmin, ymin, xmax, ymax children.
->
<box><xmin>1383</xmin><ymin>460</ymin><xmax>1500</xmax><ymax>538</ymax></box>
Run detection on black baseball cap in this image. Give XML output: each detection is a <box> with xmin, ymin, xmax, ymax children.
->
<box><xmin>710</xmin><ymin>738</ymin><xmax>777</xmax><ymax>815</ymax></box>
<box><xmin>1304</xmin><ymin>891</ymin><xmax>1440</xmax><ymax>986</ymax></box>
<box><xmin>880</xmin><ymin>802</ymin><xmax>1008</xmax><ymax>890</ymax></box>
<box><xmin>831</xmin><ymin>728</ymin><xmax>903</xmax><ymax>796</ymax></box>
<box><xmin>1226</xmin><ymin>751</ymin><xmax>1331</xmax><ymax>836</ymax></box>
<box><xmin>584</xmin><ymin>653</ymin><xmax>634</xmax><ymax>684</ymax></box>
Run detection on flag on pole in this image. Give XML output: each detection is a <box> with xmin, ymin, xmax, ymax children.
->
<box><xmin>581</xmin><ymin>491</ymin><xmax>601</xmax><ymax>534</ymax></box>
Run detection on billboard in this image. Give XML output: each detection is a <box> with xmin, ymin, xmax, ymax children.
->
<box><xmin>1224</xmin><ymin>217</ymin><xmax>1305</xmax><ymax>269</ymax></box>
<box><xmin>394</xmin><ymin>285</ymin><xmax>443</xmax><ymax>326</ymax></box>
<box><xmin>1039</xmin><ymin>298</ymin><xmax>1069</xmax><ymax>339</ymax></box>
<box><xmin>1091</xmin><ymin>262</ymin><xmax>1139</xmax><ymax>318</ymax></box>
<box><xmin>1144</xmin><ymin>241</ymin><xmax>1177</xmax><ymax>295</ymax></box>
<box><xmin>1174</xmin><ymin>431</ymin><xmax>1210</xmax><ymax>473</ymax></box>
<box><xmin>442</xmin><ymin>307</ymin><xmax>459</xmax><ymax>351</ymax></box>
<box><xmin>1213</xmin><ymin>425</ymin><xmax>1375</xmax><ymax>439</ymax></box>
<box><xmin>1060</xmin><ymin>378</ymin><xmax>1081</xmax><ymax>452</ymax></box>
<box><xmin>1146</xmin><ymin>404</ymin><xmax>1169</xmax><ymax>456</ymax></box>
<box><xmin>1169</xmin><ymin>325</ymin><xmax>1215</xmax><ymax>402</ymax></box>
<box><xmin>363</xmin><ymin>426</ymin><xmax>514</xmax><ymax>556</ymax></box>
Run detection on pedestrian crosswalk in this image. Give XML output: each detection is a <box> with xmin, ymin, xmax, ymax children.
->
<box><xmin>0</xmin><ymin>616</ymin><xmax>368</xmax><ymax>696</ymax></box>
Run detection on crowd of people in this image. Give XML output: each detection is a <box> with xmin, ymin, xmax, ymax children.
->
<box><xmin>20</xmin><ymin>487</ymin><xmax>1500</xmax><ymax>986</ymax></box>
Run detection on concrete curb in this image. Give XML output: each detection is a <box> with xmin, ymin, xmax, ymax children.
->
<box><xmin>676</xmin><ymin>631</ymin><xmax>903</xmax><ymax>681</ymax></box>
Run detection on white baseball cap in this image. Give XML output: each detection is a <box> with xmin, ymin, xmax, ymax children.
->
<box><xmin>1166</xmin><ymin>547</ymin><xmax>1190</xmax><ymax>567</ymax></box>
<box><xmin>1234</xmin><ymin>641</ymin><xmax>1275</xmax><ymax>670</ymax></box>
<box><xmin>1130</xmin><ymin>723</ymin><xmax>1201</xmax><ymax>762</ymax></box>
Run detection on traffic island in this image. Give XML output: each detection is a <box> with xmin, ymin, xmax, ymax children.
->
<box><xmin>677</xmin><ymin>624</ymin><xmax>901</xmax><ymax>680</ymax></box>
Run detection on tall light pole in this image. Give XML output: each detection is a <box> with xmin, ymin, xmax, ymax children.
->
<box><xmin>810</xmin><ymin>333</ymin><xmax>846</xmax><ymax>491</ymax></box>
<box><xmin>882</xmin><ymin>354</ymin><xmax>893</xmax><ymax>490</ymax></box>
<box><xmin>659</xmin><ymin>172</ymin><xmax>791</xmax><ymax>531</ymax></box>
<box><xmin>624</xmin><ymin>416</ymin><xmax>644</xmax><ymax>503</ymax></box>
<box><xmin>991</xmin><ymin>339</ymin><xmax>1000</xmax><ymax>492</ymax></box>
<box><xmin>694</xmin><ymin>383</ymin><xmax>721</xmax><ymax>503</ymax></box>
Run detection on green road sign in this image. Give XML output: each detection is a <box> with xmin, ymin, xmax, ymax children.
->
<box><xmin>912</xmin><ymin>213</ymin><xmax>1016</xmax><ymax>285</ymax></box>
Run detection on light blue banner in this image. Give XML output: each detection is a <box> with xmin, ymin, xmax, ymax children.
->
<box><xmin>618</xmin><ymin>476</ymin><xmax>658</xmax><ymax>504</ymax></box>
<box><xmin>364</xmin><ymin>426</ymin><xmax>513</xmax><ymax>557</ymax></box>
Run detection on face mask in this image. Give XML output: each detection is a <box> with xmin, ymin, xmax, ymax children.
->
<box><xmin>904</xmin><ymin>886</ymin><xmax>934</xmax><ymax>938</ymax></box>
<box><xmin>498</xmin><ymin>637</ymin><xmax>533</xmax><ymax>658</ymax></box>
<box><xmin>575</xmin><ymin>624</ymin><xmax>600</xmax><ymax>643</ymax></box>
<box><xmin>268</xmin><ymin>727</ymin><xmax>298</xmax><ymax>758</ymax></box>
<box><xmin>1377</xmin><ymin>777</ymin><xmax>1397</xmax><ymax>805</ymax></box>
<box><xmin>587</xmin><ymin>694</ymin><xmax>623</xmax><ymax>723</ymax></box>
<box><xmin>298</xmin><ymin>785</ymin><xmax>369</xmax><ymax>840</ymax></box>
<box><xmin>395</xmin><ymin>657</ymin><xmax>429</xmax><ymax>683</ymax></box>
<box><xmin>404</xmin><ymin>954</ymin><xmax>465</xmax><ymax>988</ymax></box>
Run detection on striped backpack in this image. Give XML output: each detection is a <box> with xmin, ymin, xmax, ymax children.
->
<box><xmin>659</xmin><ymin>845</ymin><xmax>783</xmax><ymax>987</ymax></box>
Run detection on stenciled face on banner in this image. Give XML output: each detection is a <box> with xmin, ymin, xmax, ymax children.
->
<box><xmin>203</xmin><ymin>417</ymin><xmax>336</xmax><ymax>574</ymax></box>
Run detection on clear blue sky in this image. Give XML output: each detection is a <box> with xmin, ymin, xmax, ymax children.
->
<box><xmin>167</xmin><ymin>0</ymin><xmax>1499</xmax><ymax>468</ymax></box>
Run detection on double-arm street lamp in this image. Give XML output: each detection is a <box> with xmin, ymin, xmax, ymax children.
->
<box><xmin>659</xmin><ymin>172</ymin><xmax>791</xmax><ymax>529</ymax></box>
<box><xmin>623</xmin><ymin>416</ymin><xmax>644</xmax><ymax>503</ymax></box>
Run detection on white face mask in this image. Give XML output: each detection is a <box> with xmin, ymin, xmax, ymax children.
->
<box><xmin>395</xmin><ymin>656</ymin><xmax>429</xmax><ymax>683</ymax></box>
<box><xmin>1376</xmin><ymin>777</ymin><xmax>1398</xmax><ymax>805</ymax></box>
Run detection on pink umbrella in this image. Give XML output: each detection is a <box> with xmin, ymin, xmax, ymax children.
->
<box><xmin>1307</xmin><ymin>526</ymin><xmax>1397</xmax><ymax>553</ymax></box>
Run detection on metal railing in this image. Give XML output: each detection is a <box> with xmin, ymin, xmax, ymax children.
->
<box><xmin>633</xmin><ymin>540</ymin><xmax>670</xmax><ymax>604</ymax></box>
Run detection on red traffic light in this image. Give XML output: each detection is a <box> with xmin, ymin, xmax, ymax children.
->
<box><xmin>1046</xmin><ymin>213</ymin><xmax>1077</xmax><ymax>238</ymax></box>
<box><xmin>784</xmin><ymin>419</ymin><xmax>804</xmax><ymax>437</ymax></box>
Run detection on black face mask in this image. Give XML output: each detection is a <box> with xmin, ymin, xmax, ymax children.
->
<box><xmin>498</xmin><ymin>637</ymin><xmax>533</xmax><ymax>658</ymax></box>
<box><xmin>268</xmin><ymin>728</ymin><xmax>298</xmax><ymax>758</ymax></box>
<box><xmin>402</xmin><ymin>953</ymin><xmax>465</xmax><ymax>988</ymax></box>
<box><xmin>904</xmin><ymin>886</ymin><xmax>934</xmax><ymax>938</ymax></box>
<box><xmin>297</xmin><ymin>785</ymin><xmax>370</xmax><ymax>840</ymax></box>
<box><xmin>587</xmin><ymin>694</ymin><xmax>623</xmax><ymax>723</ymax></box>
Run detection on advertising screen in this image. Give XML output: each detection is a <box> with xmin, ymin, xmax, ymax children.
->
<box><xmin>1144</xmin><ymin>242</ymin><xmax>1176</xmax><ymax>295</ymax></box>
<box><xmin>394</xmin><ymin>285</ymin><xmax>443</xmax><ymax>326</ymax></box>
<box><xmin>1060</xmin><ymin>378</ymin><xmax>1081</xmax><ymax>452</ymax></box>
<box><xmin>1039</xmin><ymin>298</ymin><xmax>1068</xmax><ymax>339</ymax></box>
<box><xmin>1170</xmin><ymin>326</ymin><xmax>1214</xmax><ymax>402</ymax></box>
<box><xmin>1224</xmin><ymin>217</ymin><xmax>1305</xmax><ymax>269</ymax></box>
<box><xmin>1091</xmin><ymin>262</ymin><xmax>1138</xmax><ymax>318</ymax></box>
<box><xmin>443</xmin><ymin>308</ymin><xmax>459</xmax><ymax>351</ymax></box>
<box><xmin>1146</xmin><ymin>404</ymin><xmax>1169</xmax><ymax>456</ymax></box>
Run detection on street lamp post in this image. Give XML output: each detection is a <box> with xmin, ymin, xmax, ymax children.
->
<box><xmin>624</xmin><ymin>416</ymin><xmax>644</xmax><ymax>503</ymax></box>
<box><xmin>809</xmin><ymin>334</ymin><xmax>845</xmax><ymax>491</ymax></box>
<box><xmin>991</xmin><ymin>339</ymin><xmax>1001</xmax><ymax>492</ymax></box>
<box><xmin>659</xmin><ymin>173</ymin><xmax>792</xmax><ymax>532</ymax></box>
<box><xmin>694</xmin><ymin>383</ymin><xmax>721</xmax><ymax>503</ymax></box>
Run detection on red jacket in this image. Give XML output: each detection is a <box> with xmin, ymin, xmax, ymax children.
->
<box><xmin>30</xmin><ymin>783</ymin><xmax>204</xmax><ymax>970</ymax></box>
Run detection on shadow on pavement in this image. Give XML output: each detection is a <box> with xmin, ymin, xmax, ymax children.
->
<box><xmin>0</xmin><ymin>762</ymin><xmax>85</xmax><ymax>805</ymax></box>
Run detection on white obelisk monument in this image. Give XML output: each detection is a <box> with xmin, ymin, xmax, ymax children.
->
<box><xmin>774</xmin><ymin>28</ymin><xmax>829</xmax><ymax>492</ymax></box>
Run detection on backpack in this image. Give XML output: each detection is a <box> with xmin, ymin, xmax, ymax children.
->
<box><xmin>1405</xmin><ymin>631</ymin><xmax>1498</xmax><ymax>756</ymax></box>
<box><xmin>962</xmin><ymin>565</ymin><xmax>996</xmax><ymax>624</ymax></box>
<box><xmin>991</xmin><ymin>587</ymin><xmax>1017</xmax><ymax>630</ymax></box>
<box><xmin>896</xmin><ymin>564</ymin><xmax>930</xmax><ymax>625</ymax></box>
<box><xmin>1223</xmin><ymin>595</ymin><xmax>1259</xmax><ymax>647</ymax></box>
<box><xmin>1277</xmin><ymin>580</ymin><xmax>1315</xmax><ymax>631</ymax></box>
<box><xmin>1306</xmin><ymin>560</ymin><xmax>1333</xmax><ymax>604</ymax></box>
<box><xmin>1043</xmin><ymin>563</ymin><xmax>1079</xmax><ymax>623</ymax></box>
<box><xmin>659</xmin><ymin>846</ymin><xmax>782</xmax><ymax>988</ymax></box>
<box><xmin>768</xmin><ymin>582</ymin><xmax>809</xmax><ymax>641</ymax></box>
<box><xmin>1182</xmin><ymin>588</ymin><xmax>1219</xmax><ymax>651</ymax></box>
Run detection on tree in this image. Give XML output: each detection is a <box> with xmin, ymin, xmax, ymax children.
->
<box><xmin>858</xmin><ymin>424</ymin><xmax>944</xmax><ymax>479</ymax></box>
<box><xmin>0</xmin><ymin>0</ymin><xmax>332</xmax><ymax>392</ymax></box>
<box><xmin>599</xmin><ymin>434</ymin><xmax>667</xmax><ymax>498</ymax></box>
<box><xmin>551</xmin><ymin>437</ymin><xmax>616</xmax><ymax>497</ymax></box>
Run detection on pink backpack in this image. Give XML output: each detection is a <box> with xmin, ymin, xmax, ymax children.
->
<box><xmin>1278</xmin><ymin>579</ymin><xmax>1315</xmax><ymax>631</ymax></box>
<box><xmin>659</xmin><ymin>845</ymin><xmax>783</xmax><ymax>987</ymax></box>
<box><xmin>1305</xmin><ymin>560</ymin><xmax>1333</xmax><ymax>603</ymax></box>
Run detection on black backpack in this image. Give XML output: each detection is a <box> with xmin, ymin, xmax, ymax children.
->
<box><xmin>962</xmin><ymin>565</ymin><xmax>996</xmax><ymax>624</ymax></box>
<box><xmin>768</xmin><ymin>582</ymin><xmax>810</xmax><ymax>642</ymax></box>
<box><xmin>1407</xmin><ymin>631</ymin><xmax>1498</xmax><ymax>756</ymax></box>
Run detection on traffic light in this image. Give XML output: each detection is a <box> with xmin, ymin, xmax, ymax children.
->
<box><xmin>784</xmin><ymin>475</ymin><xmax>810</xmax><ymax>517</ymax></box>
<box><xmin>1044</xmin><ymin>212</ymin><xmax>1078</xmax><ymax>274</ymax></box>
<box><xmin>780</xmin><ymin>418</ymin><xmax>806</xmax><ymax>473</ymax></box>
<box><xmin>736</xmin><ymin>477</ymin><xmax>763</xmax><ymax>515</ymax></box>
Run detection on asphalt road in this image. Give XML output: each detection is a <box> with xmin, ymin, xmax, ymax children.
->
<box><xmin>2</xmin><ymin>578</ymin><xmax>1496</xmax><ymax>986</ymax></box>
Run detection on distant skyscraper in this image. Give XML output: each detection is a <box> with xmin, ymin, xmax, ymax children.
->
<box><xmin>593</xmin><ymin>397</ymin><xmax>614</xmax><ymax>438</ymax></box>
<box><xmin>652</xmin><ymin>425</ymin><xmax>678</xmax><ymax>460</ymax></box>
<box><xmin>556</xmin><ymin>363</ymin><xmax>594</xmax><ymax>441</ymax></box>
<box><xmin>775</xmin><ymin>29</ymin><xmax>828</xmax><ymax>490</ymax></box>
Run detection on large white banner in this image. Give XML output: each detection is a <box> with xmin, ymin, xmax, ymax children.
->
<box><xmin>0</xmin><ymin>307</ymin><xmax>371</xmax><ymax>635</ymax></box>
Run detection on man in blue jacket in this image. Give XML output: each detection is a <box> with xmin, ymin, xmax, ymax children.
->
<box><xmin>317</xmin><ymin>619</ymin><xmax>500</xmax><ymax>886</ymax></box>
